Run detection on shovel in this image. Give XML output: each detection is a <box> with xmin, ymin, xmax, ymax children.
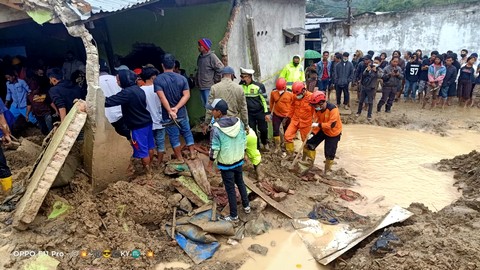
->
<box><xmin>3</xmin><ymin>135</ymin><xmax>21</xmax><ymax>151</ymax></box>
<box><xmin>289</xmin><ymin>125</ymin><xmax>314</xmax><ymax>172</ymax></box>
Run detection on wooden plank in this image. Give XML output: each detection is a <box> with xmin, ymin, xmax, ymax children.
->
<box><xmin>243</xmin><ymin>176</ymin><xmax>293</xmax><ymax>219</ymax></box>
<box><xmin>13</xmin><ymin>101</ymin><xmax>87</xmax><ymax>229</ymax></box>
<box><xmin>172</xmin><ymin>176</ymin><xmax>210</xmax><ymax>207</ymax></box>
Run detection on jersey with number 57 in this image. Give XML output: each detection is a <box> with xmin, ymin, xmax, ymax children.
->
<box><xmin>405</xmin><ymin>61</ymin><xmax>421</xmax><ymax>82</ymax></box>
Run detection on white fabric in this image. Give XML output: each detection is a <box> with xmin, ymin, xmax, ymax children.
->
<box><xmin>240</xmin><ymin>67</ymin><xmax>255</xmax><ymax>75</ymax></box>
<box><xmin>141</xmin><ymin>84</ymin><xmax>163</xmax><ymax>130</ymax></box>
<box><xmin>99</xmin><ymin>74</ymin><xmax>122</xmax><ymax>123</ymax></box>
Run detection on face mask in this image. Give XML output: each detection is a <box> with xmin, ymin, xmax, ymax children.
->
<box><xmin>343</xmin><ymin>59</ymin><xmax>348</xmax><ymax>62</ymax></box>
<box><xmin>293</xmin><ymin>62</ymin><xmax>299</xmax><ymax>67</ymax></box>
<box><xmin>296</xmin><ymin>94</ymin><xmax>304</xmax><ymax>99</ymax></box>
<box><xmin>278</xmin><ymin>90</ymin><xmax>285</xmax><ymax>95</ymax></box>
<box><xmin>461</xmin><ymin>54</ymin><xmax>467</xmax><ymax>58</ymax></box>
<box><xmin>373</xmin><ymin>64</ymin><xmax>379</xmax><ymax>67</ymax></box>
<box><xmin>315</xmin><ymin>106</ymin><xmax>322</xmax><ymax>111</ymax></box>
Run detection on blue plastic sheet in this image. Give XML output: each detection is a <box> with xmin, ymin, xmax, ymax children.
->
<box><xmin>174</xmin><ymin>232</ymin><xmax>220</xmax><ymax>264</ymax></box>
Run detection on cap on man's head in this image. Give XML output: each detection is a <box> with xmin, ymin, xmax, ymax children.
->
<box><xmin>206</xmin><ymin>98</ymin><xmax>228</xmax><ymax>114</ymax></box>
<box><xmin>240</xmin><ymin>67</ymin><xmax>254</xmax><ymax>75</ymax></box>
<box><xmin>342</xmin><ymin>52</ymin><xmax>350</xmax><ymax>57</ymax></box>
<box><xmin>198</xmin><ymin>38</ymin><xmax>212</xmax><ymax>51</ymax></box>
<box><xmin>471</xmin><ymin>53</ymin><xmax>478</xmax><ymax>58</ymax></box>
<box><xmin>115</xmin><ymin>65</ymin><xmax>130</xmax><ymax>71</ymax></box>
<box><xmin>364</xmin><ymin>55</ymin><xmax>372</xmax><ymax>61</ymax></box>
<box><xmin>367</xmin><ymin>50</ymin><xmax>375</xmax><ymax>56</ymax></box>
<box><xmin>222</xmin><ymin>66</ymin><xmax>236</xmax><ymax>78</ymax></box>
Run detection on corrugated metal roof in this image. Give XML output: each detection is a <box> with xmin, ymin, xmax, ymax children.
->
<box><xmin>67</xmin><ymin>0</ymin><xmax>159</xmax><ymax>20</ymax></box>
<box><xmin>87</xmin><ymin>0</ymin><xmax>157</xmax><ymax>14</ymax></box>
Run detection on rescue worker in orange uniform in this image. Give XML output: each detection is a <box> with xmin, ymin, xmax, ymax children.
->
<box><xmin>284</xmin><ymin>81</ymin><xmax>314</xmax><ymax>156</ymax></box>
<box><xmin>304</xmin><ymin>91</ymin><xmax>343</xmax><ymax>172</ymax></box>
<box><xmin>269</xmin><ymin>78</ymin><xmax>293</xmax><ymax>151</ymax></box>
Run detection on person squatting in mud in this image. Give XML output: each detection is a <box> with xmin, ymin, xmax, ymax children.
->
<box><xmin>207</xmin><ymin>98</ymin><xmax>250</xmax><ymax>223</ymax></box>
<box><xmin>304</xmin><ymin>91</ymin><xmax>343</xmax><ymax>173</ymax></box>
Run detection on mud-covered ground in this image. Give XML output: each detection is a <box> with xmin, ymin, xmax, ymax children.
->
<box><xmin>0</xmin><ymin>99</ymin><xmax>479</xmax><ymax>270</ymax></box>
<box><xmin>333</xmin><ymin>151</ymin><xmax>480</xmax><ymax>270</ymax></box>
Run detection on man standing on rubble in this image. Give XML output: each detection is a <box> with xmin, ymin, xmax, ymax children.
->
<box><xmin>304</xmin><ymin>91</ymin><xmax>342</xmax><ymax>173</ymax></box>
<box><xmin>279</xmin><ymin>55</ymin><xmax>305</xmax><ymax>89</ymax></box>
<box><xmin>240</xmin><ymin>67</ymin><xmax>270</xmax><ymax>151</ymax></box>
<box><xmin>201</xmin><ymin>67</ymin><xmax>264</xmax><ymax>180</ymax></box>
<box><xmin>269</xmin><ymin>78</ymin><xmax>293</xmax><ymax>152</ymax></box>
<box><xmin>48</xmin><ymin>68</ymin><xmax>84</xmax><ymax>122</ymax></box>
<box><xmin>284</xmin><ymin>81</ymin><xmax>314</xmax><ymax>157</ymax></box>
<box><xmin>196</xmin><ymin>38</ymin><xmax>224</xmax><ymax>107</ymax></box>
<box><xmin>155</xmin><ymin>54</ymin><xmax>197</xmax><ymax>162</ymax></box>
<box><xmin>207</xmin><ymin>98</ymin><xmax>250</xmax><ymax>223</ymax></box>
<box><xmin>105</xmin><ymin>69</ymin><xmax>155</xmax><ymax>179</ymax></box>
<box><xmin>0</xmin><ymin>99</ymin><xmax>13</xmax><ymax>196</ymax></box>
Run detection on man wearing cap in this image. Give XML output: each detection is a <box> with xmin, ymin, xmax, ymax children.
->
<box><xmin>196</xmin><ymin>38</ymin><xmax>225</xmax><ymax>106</ymax></box>
<box><xmin>334</xmin><ymin>52</ymin><xmax>354</xmax><ymax>110</ymax></box>
<box><xmin>98</xmin><ymin>59</ymin><xmax>130</xmax><ymax>141</ymax></box>
<box><xmin>240</xmin><ymin>67</ymin><xmax>270</xmax><ymax>150</ymax></box>
<box><xmin>279</xmin><ymin>55</ymin><xmax>305</xmax><ymax>88</ymax></box>
<box><xmin>203</xmin><ymin>67</ymin><xmax>264</xmax><ymax>180</ymax></box>
<box><xmin>207</xmin><ymin>98</ymin><xmax>250</xmax><ymax>223</ymax></box>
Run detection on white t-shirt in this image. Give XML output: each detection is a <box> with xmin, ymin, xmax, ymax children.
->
<box><xmin>99</xmin><ymin>74</ymin><xmax>122</xmax><ymax>123</ymax></box>
<box><xmin>141</xmin><ymin>84</ymin><xmax>163</xmax><ymax>130</ymax></box>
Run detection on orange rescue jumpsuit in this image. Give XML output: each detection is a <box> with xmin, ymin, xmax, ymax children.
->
<box><xmin>284</xmin><ymin>91</ymin><xmax>314</xmax><ymax>143</ymax></box>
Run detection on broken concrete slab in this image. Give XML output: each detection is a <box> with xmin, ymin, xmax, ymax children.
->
<box><xmin>172</xmin><ymin>176</ymin><xmax>210</xmax><ymax>207</ymax></box>
<box><xmin>13</xmin><ymin>101</ymin><xmax>87</xmax><ymax>229</ymax></box>
<box><xmin>179</xmin><ymin>197</ymin><xmax>193</xmax><ymax>213</ymax></box>
<box><xmin>244</xmin><ymin>176</ymin><xmax>293</xmax><ymax>219</ymax></box>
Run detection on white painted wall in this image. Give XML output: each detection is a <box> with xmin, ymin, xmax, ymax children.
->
<box><xmin>228</xmin><ymin>0</ymin><xmax>306</xmax><ymax>92</ymax></box>
<box><xmin>321</xmin><ymin>2</ymin><xmax>480</xmax><ymax>57</ymax></box>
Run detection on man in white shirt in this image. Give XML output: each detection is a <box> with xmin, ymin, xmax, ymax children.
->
<box><xmin>140</xmin><ymin>66</ymin><xmax>165</xmax><ymax>166</ymax></box>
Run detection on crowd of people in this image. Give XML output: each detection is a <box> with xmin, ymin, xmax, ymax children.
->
<box><xmin>305</xmin><ymin>49</ymin><xmax>480</xmax><ymax>120</ymax></box>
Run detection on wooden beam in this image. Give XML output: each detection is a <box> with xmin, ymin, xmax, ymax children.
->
<box><xmin>0</xmin><ymin>0</ymin><xmax>24</xmax><ymax>11</ymax></box>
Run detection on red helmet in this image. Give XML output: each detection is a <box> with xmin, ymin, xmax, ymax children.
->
<box><xmin>292</xmin><ymin>81</ymin><xmax>305</xmax><ymax>95</ymax></box>
<box><xmin>310</xmin><ymin>91</ymin><xmax>327</xmax><ymax>104</ymax></box>
<box><xmin>276</xmin><ymin>78</ymin><xmax>287</xmax><ymax>91</ymax></box>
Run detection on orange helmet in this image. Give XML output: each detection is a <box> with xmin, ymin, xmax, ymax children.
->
<box><xmin>276</xmin><ymin>78</ymin><xmax>287</xmax><ymax>91</ymax></box>
<box><xmin>310</xmin><ymin>91</ymin><xmax>327</xmax><ymax>104</ymax></box>
<box><xmin>292</xmin><ymin>81</ymin><xmax>305</xmax><ymax>95</ymax></box>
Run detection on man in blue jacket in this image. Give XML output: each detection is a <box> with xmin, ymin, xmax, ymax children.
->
<box><xmin>207</xmin><ymin>98</ymin><xmax>250</xmax><ymax>223</ymax></box>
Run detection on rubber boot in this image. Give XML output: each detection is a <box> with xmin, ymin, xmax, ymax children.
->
<box><xmin>1</xmin><ymin>176</ymin><xmax>12</xmax><ymax>195</ymax></box>
<box><xmin>324</xmin><ymin>159</ymin><xmax>334</xmax><ymax>174</ymax></box>
<box><xmin>273</xmin><ymin>136</ymin><xmax>281</xmax><ymax>153</ymax></box>
<box><xmin>285</xmin><ymin>142</ymin><xmax>294</xmax><ymax>156</ymax></box>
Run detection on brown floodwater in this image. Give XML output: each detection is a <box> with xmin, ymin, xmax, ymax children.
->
<box><xmin>328</xmin><ymin>125</ymin><xmax>480</xmax><ymax>216</ymax></box>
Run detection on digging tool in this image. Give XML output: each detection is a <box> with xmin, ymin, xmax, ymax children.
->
<box><xmin>3</xmin><ymin>135</ymin><xmax>21</xmax><ymax>151</ymax></box>
<box><xmin>289</xmin><ymin>126</ymin><xmax>314</xmax><ymax>172</ymax></box>
<box><xmin>171</xmin><ymin>206</ymin><xmax>177</xmax><ymax>239</ymax></box>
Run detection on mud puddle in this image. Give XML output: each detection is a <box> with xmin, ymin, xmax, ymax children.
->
<box><xmin>327</xmin><ymin>125</ymin><xmax>480</xmax><ymax>216</ymax></box>
<box><xmin>237</xmin><ymin>229</ymin><xmax>329</xmax><ymax>270</ymax></box>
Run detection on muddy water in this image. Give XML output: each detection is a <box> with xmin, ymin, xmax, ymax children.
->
<box><xmin>239</xmin><ymin>229</ymin><xmax>329</xmax><ymax>270</ymax></box>
<box><xmin>327</xmin><ymin>125</ymin><xmax>480</xmax><ymax>216</ymax></box>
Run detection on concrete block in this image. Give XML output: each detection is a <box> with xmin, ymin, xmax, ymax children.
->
<box><xmin>13</xmin><ymin>101</ymin><xmax>87</xmax><ymax>228</ymax></box>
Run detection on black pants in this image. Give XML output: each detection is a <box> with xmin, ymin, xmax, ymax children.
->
<box><xmin>357</xmin><ymin>86</ymin><xmax>375</xmax><ymax>117</ymax></box>
<box><xmin>220</xmin><ymin>165</ymin><xmax>249</xmax><ymax>217</ymax></box>
<box><xmin>248</xmin><ymin>111</ymin><xmax>268</xmax><ymax>147</ymax></box>
<box><xmin>272</xmin><ymin>113</ymin><xmax>290</xmax><ymax>137</ymax></box>
<box><xmin>336</xmin><ymin>84</ymin><xmax>350</xmax><ymax>105</ymax></box>
<box><xmin>377</xmin><ymin>86</ymin><xmax>397</xmax><ymax>112</ymax></box>
<box><xmin>306</xmin><ymin>130</ymin><xmax>341</xmax><ymax>160</ymax></box>
<box><xmin>111</xmin><ymin>117</ymin><xmax>131</xmax><ymax>141</ymax></box>
<box><xmin>0</xmin><ymin>147</ymin><xmax>12</xmax><ymax>179</ymax></box>
<box><xmin>36</xmin><ymin>114</ymin><xmax>53</xmax><ymax>135</ymax></box>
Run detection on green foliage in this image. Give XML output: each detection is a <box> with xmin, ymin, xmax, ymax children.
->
<box><xmin>306</xmin><ymin>0</ymin><xmax>479</xmax><ymax>16</ymax></box>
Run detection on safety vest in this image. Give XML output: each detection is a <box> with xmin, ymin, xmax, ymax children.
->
<box><xmin>242</xmin><ymin>83</ymin><xmax>268</xmax><ymax>113</ymax></box>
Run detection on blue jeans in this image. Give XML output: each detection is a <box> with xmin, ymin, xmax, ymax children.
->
<box><xmin>200</xmin><ymin>88</ymin><xmax>210</xmax><ymax>107</ymax></box>
<box><xmin>164</xmin><ymin>117</ymin><xmax>194</xmax><ymax>149</ymax></box>
<box><xmin>318</xmin><ymin>79</ymin><xmax>330</xmax><ymax>91</ymax></box>
<box><xmin>36</xmin><ymin>114</ymin><xmax>53</xmax><ymax>135</ymax></box>
<box><xmin>220</xmin><ymin>165</ymin><xmax>249</xmax><ymax>218</ymax></box>
<box><xmin>403</xmin><ymin>80</ymin><xmax>418</xmax><ymax>99</ymax></box>
<box><xmin>153</xmin><ymin>128</ymin><xmax>166</xmax><ymax>152</ymax></box>
<box><xmin>440</xmin><ymin>85</ymin><xmax>449</xmax><ymax>99</ymax></box>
